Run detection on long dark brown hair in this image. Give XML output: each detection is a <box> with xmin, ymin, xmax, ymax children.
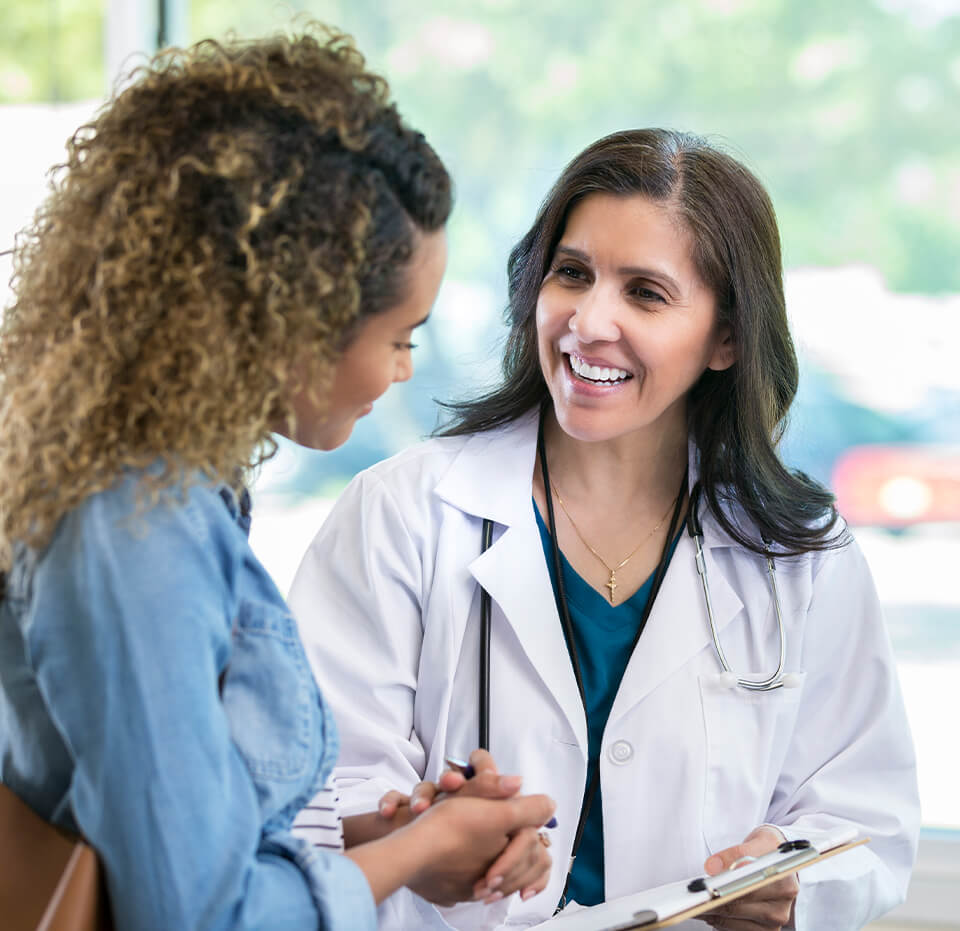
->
<box><xmin>440</xmin><ymin>129</ymin><xmax>842</xmax><ymax>556</ymax></box>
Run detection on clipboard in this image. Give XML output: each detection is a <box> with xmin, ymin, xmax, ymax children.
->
<box><xmin>533</xmin><ymin>827</ymin><xmax>867</xmax><ymax>930</ymax></box>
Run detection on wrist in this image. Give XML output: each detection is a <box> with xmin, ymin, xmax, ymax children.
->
<box><xmin>345</xmin><ymin>822</ymin><xmax>433</xmax><ymax>905</ymax></box>
<box><xmin>343</xmin><ymin>805</ymin><xmax>417</xmax><ymax>848</ymax></box>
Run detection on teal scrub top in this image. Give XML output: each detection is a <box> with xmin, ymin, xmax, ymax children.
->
<box><xmin>534</xmin><ymin>503</ymin><xmax>681</xmax><ymax>906</ymax></box>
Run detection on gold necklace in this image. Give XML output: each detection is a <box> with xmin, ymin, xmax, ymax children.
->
<box><xmin>550</xmin><ymin>480</ymin><xmax>678</xmax><ymax>603</ymax></box>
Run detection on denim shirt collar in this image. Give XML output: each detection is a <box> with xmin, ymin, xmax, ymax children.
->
<box><xmin>217</xmin><ymin>484</ymin><xmax>253</xmax><ymax>538</ymax></box>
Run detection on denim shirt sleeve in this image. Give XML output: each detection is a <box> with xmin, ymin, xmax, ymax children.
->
<box><xmin>21</xmin><ymin>478</ymin><xmax>375</xmax><ymax>931</ymax></box>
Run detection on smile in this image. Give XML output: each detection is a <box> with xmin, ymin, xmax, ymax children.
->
<box><xmin>567</xmin><ymin>353</ymin><xmax>633</xmax><ymax>385</ymax></box>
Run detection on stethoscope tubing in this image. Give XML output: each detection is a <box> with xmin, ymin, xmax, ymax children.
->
<box><xmin>687</xmin><ymin>483</ymin><xmax>788</xmax><ymax>691</ymax></box>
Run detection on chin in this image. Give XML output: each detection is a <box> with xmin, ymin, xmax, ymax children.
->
<box><xmin>552</xmin><ymin>405</ymin><xmax>629</xmax><ymax>444</ymax></box>
<box><xmin>297</xmin><ymin>420</ymin><xmax>355</xmax><ymax>452</ymax></box>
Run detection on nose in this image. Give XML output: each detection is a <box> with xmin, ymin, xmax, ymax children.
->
<box><xmin>394</xmin><ymin>352</ymin><xmax>414</xmax><ymax>384</ymax></box>
<box><xmin>569</xmin><ymin>286</ymin><xmax>621</xmax><ymax>343</ymax></box>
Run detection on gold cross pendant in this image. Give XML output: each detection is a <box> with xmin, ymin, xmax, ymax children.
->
<box><xmin>605</xmin><ymin>571</ymin><xmax>617</xmax><ymax>603</ymax></box>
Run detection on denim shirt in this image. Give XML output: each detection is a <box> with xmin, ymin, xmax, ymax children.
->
<box><xmin>0</xmin><ymin>471</ymin><xmax>376</xmax><ymax>931</ymax></box>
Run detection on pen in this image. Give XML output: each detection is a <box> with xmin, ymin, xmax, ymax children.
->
<box><xmin>444</xmin><ymin>756</ymin><xmax>558</xmax><ymax>829</ymax></box>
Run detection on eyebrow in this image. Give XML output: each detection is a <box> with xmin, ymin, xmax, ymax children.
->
<box><xmin>398</xmin><ymin>313</ymin><xmax>431</xmax><ymax>333</ymax></box>
<box><xmin>555</xmin><ymin>245</ymin><xmax>683</xmax><ymax>297</ymax></box>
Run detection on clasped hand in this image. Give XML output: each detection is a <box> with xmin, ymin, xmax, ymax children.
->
<box><xmin>377</xmin><ymin>749</ymin><xmax>555</xmax><ymax>907</ymax></box>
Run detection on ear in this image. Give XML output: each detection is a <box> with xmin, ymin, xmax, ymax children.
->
<box><xmin>707</xmin><ymin>325</ymin><xmax>736</xmax><ymax>372</ymax></box>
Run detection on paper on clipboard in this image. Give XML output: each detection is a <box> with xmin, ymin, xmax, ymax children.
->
<box><xmin>531</xmin><ymin>827</ymin><xmax>864</xmax><ymax>931</ymax></box>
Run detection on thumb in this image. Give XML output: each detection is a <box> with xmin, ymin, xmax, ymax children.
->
<box><xmin>503</xmin><ymin>793</ymin><xmax>556</xmax><ymax>832</ymax></box>
<box><xmin>468</xmin><ymin>748</ymin><xmax>500</xmax><ymax>776</ymax></box>
<box><xmin>705</xmin><ymin>826</ymin><xmax>783</xmax><ymax>875</ymax></box>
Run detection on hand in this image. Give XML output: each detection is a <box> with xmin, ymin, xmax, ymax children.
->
<box><xmin>396</xmin><ymin>749</ymin><xmax>525</xmax><ymax>816</ymax></box>
<box><xmin>699</xmin><ymin>826</ymin><xmax>798</xmax><ymax>930</ymax></box>
<box><xmin>471</xmin><ymin>825</ymin><xmax>553</xmax><ymax>905</ymax></box>
<box><xmin>406</xmin><ymin>791</ymin><xmax>556</xmax><ymax>907</ymax></box>
<box><xmin>357</xmin><ymin>750</ymin><xmax>525</xmax><ymax>847</ymax></box>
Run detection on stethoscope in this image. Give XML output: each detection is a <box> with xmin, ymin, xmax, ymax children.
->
<box><xmin>476</xmin><ymin>425</ymin><xmax>797</xmax><ymax>752</ymax></box>
<box><xmin>473</xmin><ymin>417</ymin><xmax>798</xmax><ymax>897</ymax></box>
<box><xmin>686</xmin><ymin>481</ymin><xmax>800</xmax><ymax>692</ymax></box>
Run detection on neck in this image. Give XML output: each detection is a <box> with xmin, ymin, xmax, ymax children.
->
<box><xmin>541</xmin><ymin>408</ymin><xmax>688</xmax><ymax>506</ymax></box>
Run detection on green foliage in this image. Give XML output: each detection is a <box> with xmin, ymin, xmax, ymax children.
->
<box><xmin>1</xmin><ymin>0</ymin><xmax>104</xmax><ymax>102</ymax></box>
<box><xmin>6</xmin><ymin>0</ymin><xmax>957</xmax><ymax>297</ymax></box>
<box><xmin>187</xmin><ymin>0</ymin><xmax>959</xmax><ymax>295</ymax></box>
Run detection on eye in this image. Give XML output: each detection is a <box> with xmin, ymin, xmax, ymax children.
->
<box><xmin>629</xmin><ymin>284</ymin><xmax>667</xmax><ymax>304</ymax></box>
<box><xmin>394</xmin><ymin>341</ymin><xmax>417</xmax><ymax>351</ymax></box>
<box><xmin>551</xmin><ymin>262</ymin><xmax>590</xmax><ymax>283</ymax></box>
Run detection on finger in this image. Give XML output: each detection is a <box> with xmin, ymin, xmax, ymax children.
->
<box><xmin>519</xmin><ymin>858</ymin><xmax>552</xmax><ymax>903</ymax></box>
<box><xmin>515</xmin><ymin>836</ymin><xmax>553</xmax><ymax>902</ymax></box>
<box><xmin>475</xmin><ymin>828</ymin><xmax>551</xmax><ymax>901</ymax></box>
<box><xmin>467</xmin><ymin>748</ymin><xmax>499</xmax><ymax>776</ymax></box>
<box><xmin>703</xmin><ymin>884</ymin><xmax>797</xmax><ymax>927</ymax></box>
<box><xmin>503</xmin><ymin>793</ymin><xmax>557</xmax><ymax>832</ymax></box>
<box><xmin>409</xmin><ymin>780</ymin><xmax>439</xmax><ymax>814</ymax></box>
<box><xmin>705</xmin><ymin>826</ymin><xmax>783</xmax><ymax>874</ymax></box>
<box><xmin>733</xmin><ymin>875</ymin><xmax>798</xmax><ymax>903</ymax></box>
<box><xmin>377</xmin><ymin>790</ymin><xmax>409</xmax><ymax>819</ymax></box>
<box><xmin>453</xmin><ymin>768</ymin><xmax>523</xmax><ymax>800</ymax></box>
<box><xmin>436</xmin><ymin>769</ymin><xmax>467</xmax><ymax>793</ymax></box>
<box><xmin>703</xmin><ymin>919</ymin><xmax>774</xmax><ymax>931</ymax></box>
<box><xmin>479</xmin><ymin>828</ymin><xmax>540</xmax><ymax>893</ymax></box>
<box><xmin>706</xmin><ymin>841</ymin><xmax>752</xmax><ymax>875</ymax></box>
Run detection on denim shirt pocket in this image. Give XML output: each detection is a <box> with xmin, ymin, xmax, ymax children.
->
<box><xmin>221</xmin><ymin>598</ymin><xmax>320</xmax><ymax>822</ymax></box>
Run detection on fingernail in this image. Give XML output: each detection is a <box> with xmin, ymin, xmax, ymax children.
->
<box><xmin>521</xmin><ymin>888</ymin><xmax>537</xmax><ymax>901</ymax></box>
<box><xmin>483</xmin><ymin>891</ymin><xmax>504</xmax><ymax>904</ymax></box>
<box><xmin>545</xmin><ymin>816</ymin><xmax>558</xmax><ymax>829</ymax></box>
<box><xmin>499</xmin><ymin>774</ymin><xmax>522</xmax><ymax>792</ymax></box>
<box><xmin>488</xmin><ymin>875</ymin><xmax>503</xmax><ymax>889</ymax></box>
<box><xmin>473</xmin><ymin>886</ymin><xmax>489</xmax><ymax>900</ymax></box>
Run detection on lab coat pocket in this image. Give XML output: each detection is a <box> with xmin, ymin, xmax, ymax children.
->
<box><xmin>221</xmin><ymin>599</ymin><xmax>315</xmax><ymax>785</ymax></box>
<box><xmin>698</xmin><ymin>671</ymin><xmax>806</xmax><ymax>853</ymax></box>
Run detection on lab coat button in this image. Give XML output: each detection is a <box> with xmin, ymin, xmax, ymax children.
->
<box><xmin>609</xmin><ymin>740</ymin><xmax>633</xmax><ymax>764</ymax></box>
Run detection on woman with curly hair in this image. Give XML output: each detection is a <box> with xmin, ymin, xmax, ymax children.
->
<box><xmin>0</xmin><ymin>27</ymin><xmax>554</xmax><ymax>930</ymax></box>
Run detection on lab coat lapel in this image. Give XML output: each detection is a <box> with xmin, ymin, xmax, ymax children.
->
<box><xmin>434</xmin><ymin>413</ymin><xmax>588</xmax><ymax>756</ymax></box>
<box><xmin>468</xmin><ymin>523</ymin><xmax>588</xmax><ymax>755</ymax></box>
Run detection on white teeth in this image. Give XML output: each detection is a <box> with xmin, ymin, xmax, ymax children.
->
<box><xmin>569</xmin><ymin>354</ymin><xmax>630</xmax><ymax>383</ymax></box>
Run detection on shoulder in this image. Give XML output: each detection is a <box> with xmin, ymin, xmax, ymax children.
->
<box><xmin>25</xmin><ymin>468</ymin><xmax>247</xmax><ymax>605</ymax></box>
<box><xmin>356</xmin><ymin>415</ymin><xmax>537</xmax><ymax>502</ymax></box>
<box><xmin>62</xmin><ymin>468</ymin><xmax>239</xmax><ymax>548</ymax></box>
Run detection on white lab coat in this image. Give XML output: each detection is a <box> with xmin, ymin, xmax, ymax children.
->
<box><xmin>290</xmin><ymin>412</ymin><xmax>919</xmax><ymax>930</ymax></box>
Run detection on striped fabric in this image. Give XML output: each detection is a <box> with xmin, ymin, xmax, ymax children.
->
<box><xmin>293</xmin><ymin>774</ymin><xmax>344</xmax><ymax>851</ymax></box>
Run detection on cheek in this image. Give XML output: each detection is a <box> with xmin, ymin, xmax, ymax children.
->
<box><xmin>536</xmin><ymin>294</ymin><xmax>566</xmax><ymax>347</ymax></box>
<box><xmin>366</xmin><ymin>352</ymin><xmax>398</xmax><ymax>400</ymax></box>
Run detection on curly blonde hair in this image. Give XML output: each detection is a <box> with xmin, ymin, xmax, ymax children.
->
<box><xmin>0</xmin><ymin>25</ymin><xmax>451</xmax><ymax>568</ymax></box>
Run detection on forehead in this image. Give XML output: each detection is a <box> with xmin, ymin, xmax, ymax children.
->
<box><xmin>560</xmin><ymin>193</ymin><xmax>695</xmax><ymax>267</ymax></box>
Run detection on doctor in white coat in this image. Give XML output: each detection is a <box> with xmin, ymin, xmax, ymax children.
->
<box><xmin>290</xmin><ymin>129</ymin><xmax>919</xmax><ymax>931</ymax></box>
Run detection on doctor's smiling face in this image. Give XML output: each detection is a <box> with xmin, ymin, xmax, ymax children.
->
<box><xmin>284</xmin><ymin>228</ymin><xmax>447</xmax><ymax>451</ymax></box>
<box><xmin>536</xmin><ymin>193</ymin><xmax>735</xmax><ymax>446</ymax></box>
